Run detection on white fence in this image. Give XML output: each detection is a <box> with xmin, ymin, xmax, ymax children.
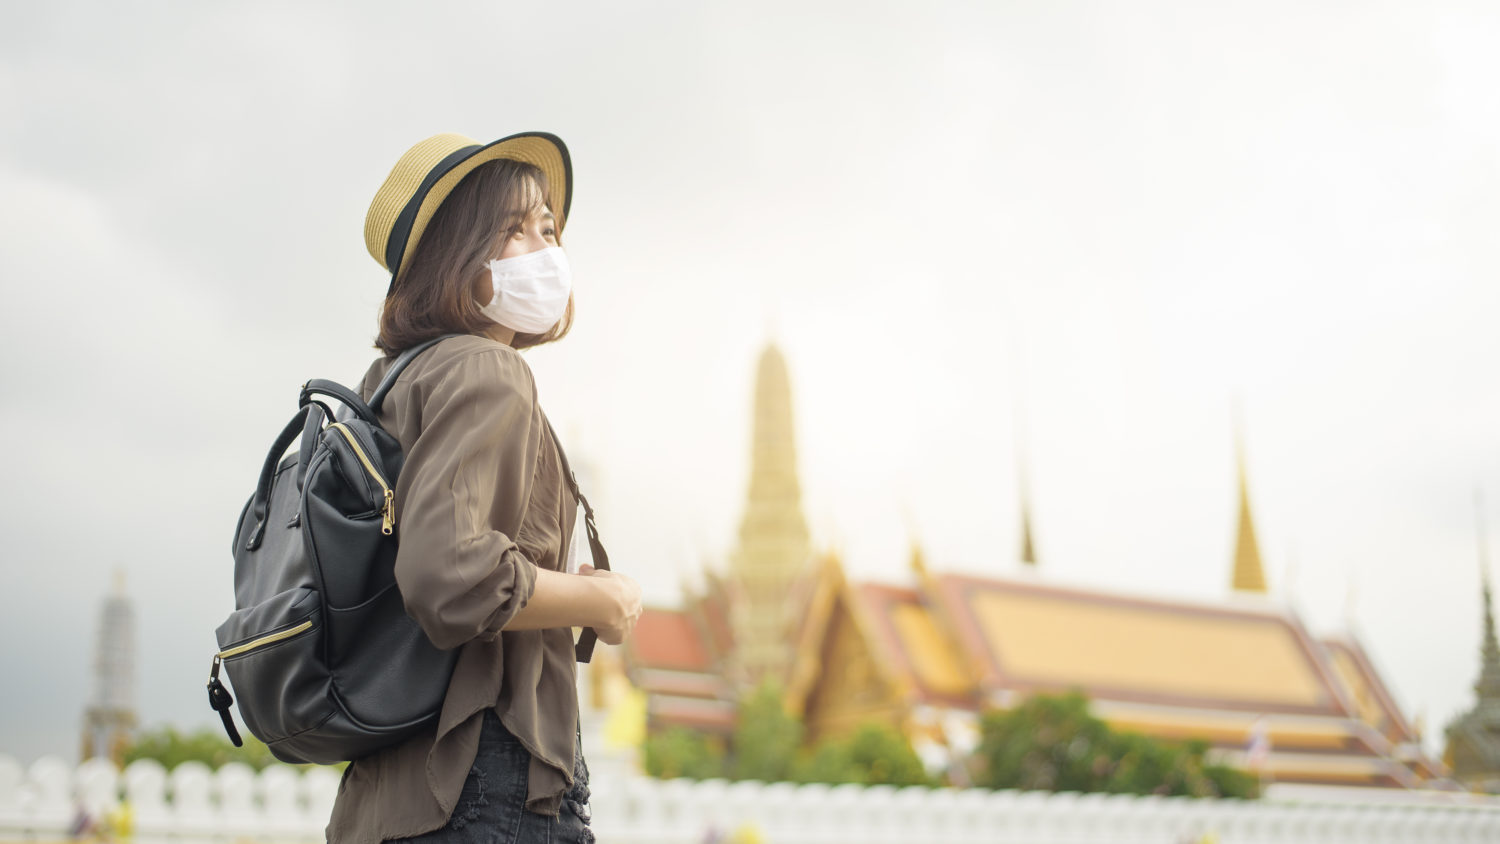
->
<box><xmin>3</xmin><ymin>754</ymin><xmax>1500</xmax><ymax>843</ymax></box>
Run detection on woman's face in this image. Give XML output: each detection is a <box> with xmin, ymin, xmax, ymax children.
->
<box><xmin>471</xmin><ymin>202</ymin><xmax>559</xmax><ymax>306</ymax></box>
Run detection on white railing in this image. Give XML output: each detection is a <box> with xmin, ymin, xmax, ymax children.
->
<box><xmin>3</xmin><ymin>754</ymin><xmax>1499</xmax><ymax>843</ymax></box>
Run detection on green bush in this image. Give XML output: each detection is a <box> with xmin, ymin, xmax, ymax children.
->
<box><xmin>123</xmin><ymin>726</ymin><xmax>282</xmax><ymax>771</ymax></box>
<box><xmin>971</xmin><ymin>692</ymin><xmax>1258</xmax><ymax>798</ymax></box>
<box><xmin>643</xmin><ymin>728</ymin><xmax>727</xmax><ymax>780</ymax></box>
<box><xmin>793</xmin><ymin>722</ymin><xmax>931</xmax><ymax>786</ymax></box>
<box><xmin>642</xmin><ymin>682</ymin><xmax>930</xmax><ymax>788</ymax></box>
<box><xmin>729</xmin><ymin>681</ymin><xmax>804</xmax><ymax>782</ymax></box>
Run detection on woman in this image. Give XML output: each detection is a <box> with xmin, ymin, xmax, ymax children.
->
<box><xmin>327</xmin><ymin>132</ymin><xmax>642</xmax><ymax>844</ymax></box>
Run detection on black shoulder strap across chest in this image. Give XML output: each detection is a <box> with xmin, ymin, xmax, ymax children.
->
<box><xmin>544</xmin><ymin>416</ymin><xmax>611</xmax><ymax>664</ymax></box>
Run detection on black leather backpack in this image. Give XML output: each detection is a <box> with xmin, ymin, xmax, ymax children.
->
<box><xmin>209</xmin><ymin>336</ymin><xmax>611</xmax><ymax>764</ymax></box>
<box><xmin>207</xmin><ymin>336</ymin><xmax>459</xmax><ymax>764</ymax></box>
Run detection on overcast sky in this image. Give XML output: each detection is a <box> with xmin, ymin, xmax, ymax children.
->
<box><xmin>2</xmin><ymin>0</ymin><xmax>1497</xmax><ymax>766</ymax></box>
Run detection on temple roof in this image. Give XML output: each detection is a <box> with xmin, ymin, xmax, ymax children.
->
<box><xmin>623</xmin><ymin>554</ymin><xmax>1449</xmax><ymax>787</ymax></box>
<box><xmin>624</xmin><ymin>605</ymin><xmax>737</xmax><ymax>733</ymax></box>
<box><xmin>832</xmin><ymin>566</ymin><xmax>1448</xmax><ymax>786</ymax></box>
<box><xmin>1322</xmin><ymin>636</ymin><xmax>1418</xmax><ymax>744</ymax></box>
<box><xmin>850</xmin><ymin>583</ymin><xmax>976</xmax><ymax>708</ymax></box>
<box><xmin>628</xmin><ymin>608</ymin><xmax>714</xmax><ymax>673</ymax></box>
<box><xmin>929</xmin><ymin>572</ymin><xmax>1340</xmax><ymax>715</ymax></box>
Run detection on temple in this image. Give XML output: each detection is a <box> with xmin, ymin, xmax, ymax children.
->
<box><xmin>728</xmin><ymin>344</ymin><xmax>813</xmax><ymax>688</ymax></box>
<box><xmin>621</xmin><ymin>341</ymin><xmax>1449</xmax><ymax>789</ymax></box>
<box><xmin>1443</xmin><ymin>503</ymin><xmax>1500</xmax><ymax>791</ymax></box>
<box><xmin>80</xmin><ymin>570</ymin><xmax>137</xmax><ymax>766</ymax></box>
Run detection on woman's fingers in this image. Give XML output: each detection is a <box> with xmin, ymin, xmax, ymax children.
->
<box><xmin>574</xmin><ymin>565</ymin><xmax>641</xmax><ymax>643</ymax></box>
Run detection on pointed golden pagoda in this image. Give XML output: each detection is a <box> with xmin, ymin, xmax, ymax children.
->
<box><xmin>1014</xmin><ymin>401</ymin><xmax>1038</xmax><ymax>567</ymax></box>
<box><xmin>909</xmin><ymin>539</ymin><xmax>930</xmax><ymax>581</ymax></box>
<box><xmin>730</xmin><ymin>342</ymin><xmax>813</xmax><ymax>688</ymax></box>
<box><xmin>1019</xmin><ymin>498</ymin><xmax>1038</xmax><ymax>566</ymax></box>
<box><xmin>1232</xmin><ymin>441</ymin><xmax>1268</xmax><ymax>593</ymax></box>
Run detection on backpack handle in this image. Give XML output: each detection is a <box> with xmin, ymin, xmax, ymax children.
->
<box><xmin>245</xmin><ymin>404</ymin><xmax>315</xmax><ymax>551</ymax></box>
<box><xmin>300</xmin><ymin>380</ymin><xmax>379</xmax><ymax>425</ymax></box>
<box><xmin>295</xmin><ymin>400</ymin><xmax>331</xmax><ymax>488</ymax></box>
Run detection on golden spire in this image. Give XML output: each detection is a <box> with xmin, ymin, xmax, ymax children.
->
<box><xmin>1020</xmin><ymin>497</ymin><xmax>1038</xmax><ymax>566</ymax></box>
<box><xmin>1016</xmin><ymin>434</ymin><xmax>1038</xmax><ymax>566</ymax></box>
<box><xmin>1475</xmin><ymin>491</ymin><xmax>1500</xmax><ymax>703</ymax></box>
<box><xmin>909</xmin><ymin>538</ymin><xmax>929</xmax><ymax>581</ymax></box>
<box><xmin>731</xmin><ymin>341</ymin><xmax>813</xmax><ymax>688</ymax></box>
<box><xmin>1232</xmin><ymin>432</ymin><xmax>1268</xmax><ymax>593</ymax></box>
<box><xmin>1013</xmin><ymin>376</ymin><xmax>1038</xmax><ymax>567</ymax></box>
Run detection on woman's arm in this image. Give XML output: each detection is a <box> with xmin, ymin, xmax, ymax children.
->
<box><xmin>392</xmin><ymin>345</ymin><xmax>545</xmax><ymax>650</ymax></box>
<box><xmin>503</xmin><ymin>565</ymin><xmax>642</xmax><ymax>645</ymax></box>
<box><xmin>390</xmin><ymin>340</ymin><xmax>641</xmax><ymax>650</ymax></box>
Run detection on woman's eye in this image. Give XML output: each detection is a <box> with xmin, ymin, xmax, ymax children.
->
<box><xmin>544</xmin><ymin>228</ymin><xmax>556</xmax><ymax>238</ymax></box>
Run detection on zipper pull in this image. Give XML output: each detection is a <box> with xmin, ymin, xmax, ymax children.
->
<box><xmin>382</xmin><ymin>489</ymin><xmax>395</xmax><ymax>535</ymax></box>
<box><xmin>207</xmin><ymin>656</ymin><xmax>243</xmax><ymax>747</ymax></box>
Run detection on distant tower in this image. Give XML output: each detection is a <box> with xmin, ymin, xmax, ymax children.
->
<box><xmin>1015</xmin><ymin>421</ymin><xmax>1038</xmax><ymax>567</ymax></box>
<box><xmin>1445</xmin><ymin>495</ymin><xmax>1500</xmax><ymax>791</ymax></box>
<box><xmin>730</xmin><ymin>343</ymin><xmax>813</xmax><ymax>688</ymax></box>
<box><xmin>1011</xmin><ymin>337</ymin><xmax>1038</xmax><ymax>567</ymax></box>
<box><xmin>1231</xmin><ymin>436</ymin><xmax>1268</xmax><ymax>594</ymax></box>
<box><xmin>1018</xmin><ymin>478</ymin><xmax>1038</xmax><ymax>567</ymax></box>
<box><xmin>81</xmin><ymin>570</ymin><xmax>137</xmax><ymax>766</ymax></box>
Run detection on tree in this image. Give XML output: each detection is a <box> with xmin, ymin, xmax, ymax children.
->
<box><xmin>642</xmin><ymin>683</ymin><xmax>931</xmax><ymax>788</ymax></box>
<box><xmin>971</xmin><ymin>692</ymin><xmax>1258</xmax><ymax>798</ymax></box>
<box><xmin>123</xmin><ymin>726</ymin><xmax>283</xmax><ymax>771</ymax></box>
<box><xmin>793</xmin><ymin>722</ymin><xmax>931</xmax><ymax>786</ymax></box>
<box><xmin>643</xmin><ymin>728</ymin><xmax>726</xmax><ymax>780</ymax></box>
<box><xmin>729</xmin><ymin>681</ymin><xmax>803</xmax><ymax>782</ymax></box>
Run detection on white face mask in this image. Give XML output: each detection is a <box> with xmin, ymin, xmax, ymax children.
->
<box><xmin>480</xmin><ymin>246</ymin><xmax>573</xmax><ymax>334</ymax></box>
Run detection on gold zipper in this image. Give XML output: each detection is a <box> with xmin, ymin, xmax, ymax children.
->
<box><xmin>217</xmin><ymin>620</ymin><xmax>313</xmax><ymax>659</ymax></box>
<box><xmin>329</xmin><ymin>422</ymin><xmax>397</xmax><ymax>535</ymax></box>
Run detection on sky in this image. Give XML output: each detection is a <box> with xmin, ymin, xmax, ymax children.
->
<box><xmin>1</xmin><ymin>0</ymin><xmax>1498</xmax><ymax>766</ymax></box>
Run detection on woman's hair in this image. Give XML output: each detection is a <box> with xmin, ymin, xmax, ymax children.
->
<box><xmin>376</xmin><ymin>158</ymin><xmax>574</xmax><ymax>355</ymax></box>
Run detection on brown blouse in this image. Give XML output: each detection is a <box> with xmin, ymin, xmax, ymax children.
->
<box><xmin>326</xmin><ymin>334</ymin><xmax>580</xmax><ymax>843</ymax></box>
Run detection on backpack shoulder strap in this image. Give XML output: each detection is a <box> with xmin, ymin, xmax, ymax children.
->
<box><xmin>369</xmin><ymin>334</ymin><xmax>462</xmax><ymax>414</ymax></box>
<box><xmin>544</xmin><ymin>415</ymin><xmax>612</xmax><ymax>664</ymax></box>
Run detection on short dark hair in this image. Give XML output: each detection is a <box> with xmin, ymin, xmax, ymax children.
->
<box><xmin>376</xmin><ymin>158</ymin><xmax>573</xmax><ymax>356</ymax></box>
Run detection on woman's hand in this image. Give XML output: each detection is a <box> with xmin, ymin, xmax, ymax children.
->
<box><xmin>579</xmin><ymin>564</ymin><xmax>641</xmax><ymax>645</ymax></box>
<box><xmin>499</xmin><ymin>563</ymin><xmax>641</xmax><ymax>639</ymax></box>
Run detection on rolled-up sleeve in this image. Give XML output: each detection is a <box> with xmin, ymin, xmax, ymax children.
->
<box><xmin>391</xmin><ymin>347</ymin><xmax>543</xmax><ymax>650</ymax></box>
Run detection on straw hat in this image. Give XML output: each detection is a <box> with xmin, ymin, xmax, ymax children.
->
<box><xmin>364</xmin><ymin>131</ymin><xmax>572</xmax><ymax>284</ymax></box>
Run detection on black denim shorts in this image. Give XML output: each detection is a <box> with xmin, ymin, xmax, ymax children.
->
<box><xmin>392</xmin><ymin>710</ymin><xmax>593</xmax><ymax>844</ymax></box>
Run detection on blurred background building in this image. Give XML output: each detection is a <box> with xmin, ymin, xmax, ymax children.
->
<box><xmin>611</xmin><ymin>339</ymin><xmax>1464</xmax><ymax>790</ymax></box>
<box><xmin>1444</xmin><ymin>529</ymin><xmax>1500</xmax><ymax>792</ymax></box>
<box><xmin>80</xmin><ymin>571</ymin><xmax>136</xmax><ymax>767</ymax></box>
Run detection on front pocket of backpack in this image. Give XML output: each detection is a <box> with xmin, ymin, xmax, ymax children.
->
<box><xmin>216</xmin><ymin>591</ymin><xmax>333</xmax><ymax>743</ymax></box>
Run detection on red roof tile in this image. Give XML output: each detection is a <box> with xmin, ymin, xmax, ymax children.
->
<box><xmin>629</xmin><ymin>608</ymin><xmax>713</xmax><ymax>672</ymax></box>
